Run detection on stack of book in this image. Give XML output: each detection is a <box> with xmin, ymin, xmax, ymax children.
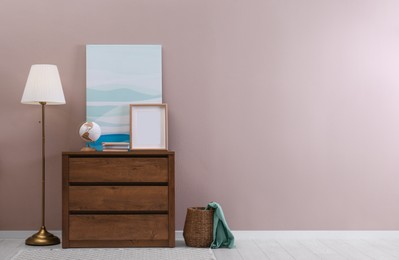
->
<box><xmin>102</xmin><ymin>142</ymin><xmax>130</xmax><ymax>152</ymax></box>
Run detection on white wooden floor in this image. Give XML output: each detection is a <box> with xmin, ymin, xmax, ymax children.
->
<box><xmin>2</xmin><ymin>238</ymin><xmax>399</xmax><ymax>259</ymax></box>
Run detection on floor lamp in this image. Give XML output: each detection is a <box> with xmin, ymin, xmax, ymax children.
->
<box><xmin>21</xmin><ymin>64</ymin><xmax>66</xmax><ymax>246</ymax></box>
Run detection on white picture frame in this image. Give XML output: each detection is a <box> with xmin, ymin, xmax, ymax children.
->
<box><xmin>130</xmin><ymin>104</ymin><xmax>168</xmax><ymax>150</ymax></box>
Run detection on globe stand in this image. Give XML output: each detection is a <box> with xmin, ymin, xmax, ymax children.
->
<box><xmin>81</xmin><ymin>143</ymin><xmax>96</xmax><ymax>152</ymax></box>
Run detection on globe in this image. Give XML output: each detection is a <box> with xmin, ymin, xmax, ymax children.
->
<box><xmin>79</xmin><ymin>121</ymin><xmax>101</xmax><ymax>143</ymax></box>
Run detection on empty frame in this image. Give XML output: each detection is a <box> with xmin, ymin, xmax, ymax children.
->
<box><xmin>130</xmin><ymin>104</ymin><xmax>168</xmax><ymax>150</ymax></box>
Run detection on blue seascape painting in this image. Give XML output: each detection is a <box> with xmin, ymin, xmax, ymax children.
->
<box><xmin>86</xmin><ymin>45</ymin><xmax>162</xmax><ymax>150</ymax></box>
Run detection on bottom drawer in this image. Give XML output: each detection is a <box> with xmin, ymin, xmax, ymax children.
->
<box><xmin>69</xmin><ymin>215</ymin><xmax>168</xmax><ymax>241</ymax></box>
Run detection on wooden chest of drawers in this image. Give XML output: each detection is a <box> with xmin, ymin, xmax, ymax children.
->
<box><xmin>62</xmin><ymin>151</ymin><xmax>175</xmax><ymax>248</ymax></box>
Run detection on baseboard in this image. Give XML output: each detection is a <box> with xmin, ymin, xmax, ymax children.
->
<box><xmin>228</xmin><ymin>230</ymin><xmax>399</xmax><ymax>239</ymax></box>
<box><xmin>0</xmin><ymin>230</ymin><xmax>62</xmax><ymax>239</ymax></box>
<box><xmin>2</xmin><ymin>230</ymin><xmax>399</xmax><ymax>240</ymax></box>
<box><xmin>177</xmin><ymin>230</ymin><xmax>399</xmax><ymax>240</ymax></box>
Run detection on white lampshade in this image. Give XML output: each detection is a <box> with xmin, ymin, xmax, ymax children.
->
<box><xmin>21</xmin><ymin>64</ymin><xmax>66</xmax><ymax>105</ymax></box>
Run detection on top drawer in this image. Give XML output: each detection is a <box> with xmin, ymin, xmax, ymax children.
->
<box><xmin>68</xmin><ymin>157</ymin><xmax>168</xmax><ymax>183</ymax></box>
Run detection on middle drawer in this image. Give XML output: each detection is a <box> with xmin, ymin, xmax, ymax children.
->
<box><xmin>69</xmin><ymin>186</ymin><xmax>168</xmax><ymax>211</ymax></box>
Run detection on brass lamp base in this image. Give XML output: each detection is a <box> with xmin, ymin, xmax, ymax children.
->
<box><xmin>80</xmin><ymin>146</ymin><xmax>96</xmax><ymax>152</ymax></box>
<box><xmin>25</xmin><ymin>226</ymin><xmax>60</xmax><ymax>246</ymax></box>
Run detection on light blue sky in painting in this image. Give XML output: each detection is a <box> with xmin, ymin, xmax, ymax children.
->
<box><xmin>87</xmin><ymin>45</ymin><xmax>162</xmax><ymax>97</ymax></box>
<box><xmin>86</xmin><ymin>45</ymin><xmax>162</xmax><ymax>136</ymax></box>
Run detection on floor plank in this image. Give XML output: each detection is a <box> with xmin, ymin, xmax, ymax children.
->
<box><xmin>298</xmin><ymin>239</ymin><xmax>345</xmax><ymax>260</ymax></box>
<box><xmin>213</xmin><ymin>247</ymin><xmax>244</xmax><ymax>260</ymax></box>
<box><xmin>236</xmin><ymin>240</ymin><xmax>270</xmax><ymax>260</ymax></box>
<box><xmin>255</xmin><ymin>240</ymin><xmax>295</xmax><ymax>260</ymax></box>
<box><xmin>377</xmin><ymin>239</ymin><xmax>399</xmax><ymax>257</ymax></box>
<box><xmin>276</xmin><ymin>239</ymin><xmax>320</xmax><ymax>260</ymax></box>
<box><xmin>320</xmin><ymin>239</ymin><xmax>374</xmax><ymax>260</ymax></box>
<box><xmin>344</xmin><ymin>239</ymin><xmax>397</xmax><ymax>260</ymax></box>
<box><xmin>0</xmin><ymin>239</ymin><xmax>24</xmax><ymax>260</ymax></box>
<box><xmin>382</xmin><ymin>238</ymin><xmax>399</xmax><ymax>250</ymax></box>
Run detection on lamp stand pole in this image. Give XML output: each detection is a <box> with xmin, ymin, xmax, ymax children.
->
<box><xmin>25</xmin><ymin>102</ymin><xmax>60</xmax><ymax>246</ymax></box>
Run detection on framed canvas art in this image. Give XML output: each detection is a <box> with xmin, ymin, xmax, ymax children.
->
<box><xmin>86</xmin><ymin>45</ymin><xmax>162</xmax><ymax>150</ymax></box>
<box><xmin>130</xmin><ymin>104</ymin><xmax>168</xmax><ymax>150</ymax></box>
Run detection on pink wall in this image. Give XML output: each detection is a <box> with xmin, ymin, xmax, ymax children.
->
<box><xmin>1</xmin><ymin>0</ymin><xmax>399</xmax><ymax>230</ymax></box>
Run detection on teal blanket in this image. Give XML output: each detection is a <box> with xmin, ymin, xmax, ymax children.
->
<box><xmin>206</xmin><ymin>202</ymin><xmax>235</xmax><ymax>248</ymax></box>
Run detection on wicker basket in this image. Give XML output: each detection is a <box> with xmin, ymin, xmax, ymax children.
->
<box><xmin>183</xmin><ymin>207</ymin><xmax>214</xmax><ymax>247</ymax></box>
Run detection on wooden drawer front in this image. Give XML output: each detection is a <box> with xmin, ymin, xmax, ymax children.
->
<box><xmin>69</xmin><ymin>215</ymin><xmax>168</xmax><ymax>240</ymax></box>
<box><xmin>69</xmin><ymin>186</ymin><xmax>168</xmax><ymax>211</ymax></box>
<box><xmin>69</xmin><ymin>158</ymin><xmax>168</xmax><ymax>183</ymax></box>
